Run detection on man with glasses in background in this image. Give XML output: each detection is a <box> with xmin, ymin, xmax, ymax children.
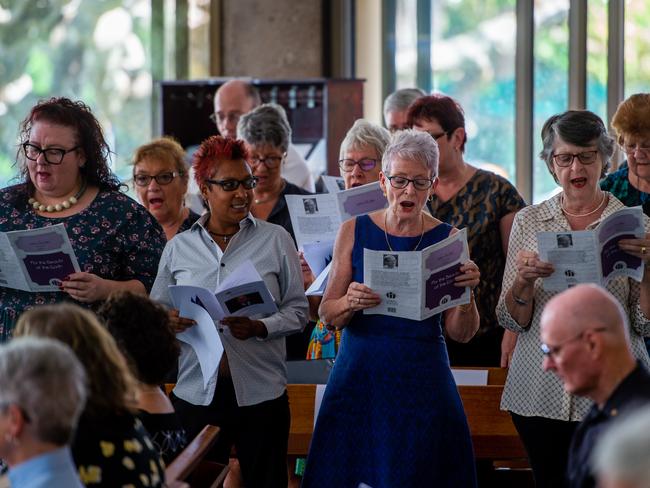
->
<box><xmin>186</xmin><ymin>79</ymin><xmax>315</xmax><ymax>213</ymax></box>
<box><xmin>540</xmin><ymin>284</ymin><xmax>650</xmax><ymax>488</ymax></box>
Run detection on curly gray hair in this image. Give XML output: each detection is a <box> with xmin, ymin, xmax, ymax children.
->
<box><xmin>237</xmin><ymin>103</ymin><xmax>291</xmax><ymax>153</ymax></box>
<box><xmin>0</xmin><ymin>337</ymin><xmax>87</xmax><ymax>445</ymax></box>
<box><xmin>382</xmin><ymin>129</ymin><xmax>439</xmax><ymax>177</ymax></box>
<box><xmin>339</xmin><ymin>119</ymin><xmax>391</xmax><ymax>160</ymax></box>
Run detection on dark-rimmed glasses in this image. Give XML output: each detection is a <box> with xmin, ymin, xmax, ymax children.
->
<box><xmin>22</xmin><ymin>142</ymin><xmax>80</xmax><ymax>165</ymax></box>
<box><xmin>133</xmin><ymin>172</ymin><xmax>182</xmax><ymax>187</ymax></box>
<box><xmin>552</xmin><ymin>151</ymin><xmax>599</xmax><ymax>167</ymax></box>
<box><xmin>249</xmin><ymin>155</ymin><xmax>284</xmax><ymax>169</ymax></box>
<box><xmin>541</xmin><ymin>327</ymin><xmax>608</xmax><ymax>359</ymax></box>
<box><xmin>205</xmin><ymin>176</ymin><xmax>258</xmax><ymax>191</ymax></box>
<box><xmin>338</xmin><ymin>158</ymin><xmax>378</xmax><ymax>172</ymax></box>
<box><xmin>385</xmin><ymin>174</ymin><xmax>433</xmax><ymax>191</ymax></box>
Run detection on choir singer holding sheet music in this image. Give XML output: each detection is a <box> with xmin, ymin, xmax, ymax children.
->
<box><xmin>302</xmin><ymin>130</ymin><xmax>480</xmax><ymax>488</ymax></box>
<box><xmin>150</xmin><ymin>135</ymin><xmax>308</xmax><ymax>488</ymax></box>
<box><xmin>0</xmin><ymin>97</ymin><xmax>165</xmax><ymax>341</ymax></box>
<box><xmin>497</xmin><ymin>110</ymin><xmax>650</xmax><ymax>488</ymax></box>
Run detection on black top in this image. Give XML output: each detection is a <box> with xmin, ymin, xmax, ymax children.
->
<box><xmin>266</xmin><ymin>179</ymin><xmax>312</xmax><ymax>245</ymax></box>
<box><xmin>137</xmin><ymin>410</ymin><xmax>187</xmax><ymax>464</ymax></box>
<box><xmin>178</xmin><ymin>209</ymin><xmax>201</xmax><ymax>234</ymax></box>
<box><xmin>567</xmin><ymin>363</ymin><xmax>650</xmax><ymax>488</ymax></box>
<box><xmin>72</xmin><ymin>412</ymin><xmax>165</xmax><ymax>487</ymax></box>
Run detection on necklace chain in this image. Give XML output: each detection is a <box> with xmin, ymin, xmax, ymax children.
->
<box><xmin>561</xmin><ymin>192</ymin><xmax>606</xmax><ymax>218</ymax></box>
<box><xmin>208</xmin><ymin>229</ymin><xmax>239</xmax><ymax>242</ymax></box>
<box><xmin>384</xmin><ymin>212</ymin><xmax>425</xmax><ymax>252</ymax></box>
<box><xmin>29</xmin><ymin>179</ymin><xmax>87</xmax><ymax>213</ymax></box>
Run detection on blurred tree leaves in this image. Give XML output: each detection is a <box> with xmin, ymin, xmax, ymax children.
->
<box><xmin>0</xmin><ymin>0</ymin><xmax>151</xmax><ymax>186</ymax></box>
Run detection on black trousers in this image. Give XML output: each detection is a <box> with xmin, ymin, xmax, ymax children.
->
<box><xmin>171</xmin><ymin>375</ymin><xmax>290</xmax><ymax>488</ymax></box>
<box><xmin>510</xmin><ymin>413</ymin><xmax>579</xmax><ymax>488</ymax></box>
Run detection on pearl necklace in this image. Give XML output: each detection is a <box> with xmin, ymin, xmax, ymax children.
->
<box><xmin>384</xmin><ymin>212</ymin><xmax>425</xmax><ymax>252</ymax></box>
<box><xmin>561</xmin><ymin>192</ymin><xmax>606</xmax><ymax>218</ymax></box>
<box><xmin>29</xmin><ymin>180</ymin><xmax>87</xmax><ymax>213</ymax></box>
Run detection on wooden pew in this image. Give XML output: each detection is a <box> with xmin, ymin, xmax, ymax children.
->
<box><xmin>287</xmin><ymin>367</ymin><xmax>526</xmax><ymax>461</ymax></box>
<box><xmin>165</xmin><ymin>424</ymin><xmax>228</xmax><ymax>488</ymax></box>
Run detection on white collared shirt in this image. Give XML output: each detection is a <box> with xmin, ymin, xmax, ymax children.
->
<box><xmin>150</xmin><ymin>213</ymin><xmax>308</xmax><ymax>406</ymax></box>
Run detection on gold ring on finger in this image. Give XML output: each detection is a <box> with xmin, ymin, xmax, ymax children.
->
<box><xmin>643</xmin><ymin>247</ymin><xmax>647</xmax><ymax>255</ymax></box>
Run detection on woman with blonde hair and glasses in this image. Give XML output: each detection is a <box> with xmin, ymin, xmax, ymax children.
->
<box><xmin>601</xmin><ymin>93</ymin><xmax>650</xmax><ymax>217</ymax></box>
<box><xmin>132</xmin><ymin>137</ymin><xmax>199</xmax><ymax>240</ymax></box>
<box><xmin>15</xmin><ymin>303</ymin><xmax>165</xmax><ymax>488</ymax></box>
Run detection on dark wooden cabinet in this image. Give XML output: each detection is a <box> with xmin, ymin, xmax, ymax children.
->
<box><xmin>159</xmin><ymin>78</ymin><xmax>364</xmax><ymax>176</ymax></box>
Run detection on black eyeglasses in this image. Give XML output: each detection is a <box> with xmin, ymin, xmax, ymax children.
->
<box><xmin>338</xmin><ymin>158</ymin><xmax>378</xmax><ymax>172</ymax></box>
<box><xmin>540</xmin><ymin>327</ymin><xmax>608</xmax><ymax>358</ymax></box>
<box><xmin>249</xmin><ymin>155</ymin><xmax>284</xmax><ymax>169</ymax></box>
<box><xmin>22</xmin><ymin>142</ymin><xmax>80</xmax><ymax>165</ymax></box>
<box><xmin>205</xmin><ymin>176</ymin><xmax>258</xmax><ymax>191</ymax></box>
<box><xmin>133</xmin><ymin>172</ymin><xmax>182</xmax><ymax>187</ymax></box>
<box><xmin>385</xmin><ymin>174</ymin><xmax>434</xmax><ymax>191</ymax></box>
<box><xmin>552</xmin><ymin>151</ymin><xmax>599</xmax><ymax>167</ymax></box>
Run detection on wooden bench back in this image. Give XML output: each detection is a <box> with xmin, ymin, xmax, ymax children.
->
<box><xmin>165</xmin><ymin>424</ymin><xmax>221</xmax><ymax>482</ymax></box>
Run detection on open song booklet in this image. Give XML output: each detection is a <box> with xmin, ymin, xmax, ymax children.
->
<box><xmin>363</xmin><ymin>228</ymin><xmax>471</xmax><ymax>320</ymax></box>
<box><xmin>537</xmin><ymin>206</ymin><xmax>646</xmax><ymax>291</ymax></box>
<box><xmin>0</xmin><ymin>223</ymin><xmax>80</xmax><ymax>292</ymax></box>
<box><xmin>285</xmin><ymin>181</ymin><xmax>388</xmax><ymax>249</ymax></box>
<box><xmin>168</xmin><ymin>260</ymin><xmax>277</xmax><ymax>388</ymax></box>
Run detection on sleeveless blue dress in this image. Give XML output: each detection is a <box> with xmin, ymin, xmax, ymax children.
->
<box><xmin>302</xmin><ymin>215</ymin><xmax>477</xmax><ymax>488</ymax></box>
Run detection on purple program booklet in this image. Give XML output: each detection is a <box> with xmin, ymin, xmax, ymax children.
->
<box><xmin>0</xmin><ymin>223</ymin><xmax>80</xmax><ymax>292</ymax></box>
<box><xmin>362</xmin><ymin>228</ymin><xmax>471</xmax><ymax>321</ymax></box>
<box><xmin>538</xmin><ymin>206</ymin><xmax>645</xmax><ymax>291</ymax></box>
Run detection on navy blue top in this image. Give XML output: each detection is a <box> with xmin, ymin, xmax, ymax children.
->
<box><xmin>568</xmin><ymin>363</ymin><xmax>650</xmax><ymax>488</ymax></box>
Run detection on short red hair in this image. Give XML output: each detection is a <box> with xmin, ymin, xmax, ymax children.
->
<box><xmin>407</xmin><ymin>94</ymin><xmax>467</xmax><ymax>151</ymax></box>
<box><xmin>193</xmin><ymin>135</ymin><xmax>249</xmax><ymax>188</ymax></box>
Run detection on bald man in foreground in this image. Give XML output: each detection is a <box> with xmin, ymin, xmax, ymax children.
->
<box><xmin>540</xmin><ymin>284</ymin><xmax>650</xmax><ymax>488</ymax></box>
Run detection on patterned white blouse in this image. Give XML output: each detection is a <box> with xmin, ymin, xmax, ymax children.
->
<box><xmin>497</xmin><ymin>192</ymin><xmax>650</xmax><ymax>421</ymax></box>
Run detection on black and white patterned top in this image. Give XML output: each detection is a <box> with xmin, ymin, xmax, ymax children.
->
<box><xmin>497</xmin><ymin>192</ymin><xmax>650</xmax><ymax>421</ymax></box>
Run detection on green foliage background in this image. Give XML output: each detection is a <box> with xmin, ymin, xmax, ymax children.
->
<box><xmin>0</xmin><ymin>0</ymin><xmax>151</xmax><ymax>187</ymax></box>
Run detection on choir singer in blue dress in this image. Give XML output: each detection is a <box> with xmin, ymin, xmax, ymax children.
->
<box><xmin>302</xmin><ymin>129</ymin><xmax>480</xmax><ymax>488</ymax></box>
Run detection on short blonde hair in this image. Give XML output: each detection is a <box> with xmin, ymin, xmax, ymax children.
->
<box><xmin>15</xmin><ymin>303</ymin><xmax>137</xmax><ymax>419</ymax></box>
<box><xmin>133</xmin><ymin>136</ymin><xmax>187</xmax><ymax>175</ymax></box>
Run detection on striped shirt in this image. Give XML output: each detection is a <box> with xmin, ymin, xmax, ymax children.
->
<box><xmin>150</xmin><ymin>213</ymin><xmax>308</xmax><ymax>407</ymax></box>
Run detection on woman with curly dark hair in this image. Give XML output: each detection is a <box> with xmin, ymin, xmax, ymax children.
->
<box><xmin>98</xmin><ymin>291</ymin><xmax>186</xmax><ymax>464</ymax></box>
<box><xmin>0</xmin><ymin>97</ymin><xmax>166</xmax><ymax>340</ymax></box>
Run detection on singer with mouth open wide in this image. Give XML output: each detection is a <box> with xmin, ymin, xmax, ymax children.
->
<box><xmin>496</xmin><ymin>110</ymin><xmax>650</xmax><ymax>488</ymax></box>
<box><xmin>302</xmin><ymin>129</ymin><xmax>481</xmax><ymax>488</ymax></box>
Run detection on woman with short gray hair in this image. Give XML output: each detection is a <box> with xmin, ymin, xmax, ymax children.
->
<box><xmin>496</xmin><ymin>109</ymin><xmax>650</xmax><ymax>488</ymax></box>
<box><xmin>0</xmin><ymin>336</ymin><xmax>87</xmax><ymax>488</ymax></box>
<box><xmin>304</xmin><ymin>129</ymin><xmax>481</xmax><ymax>487</ymax></box>
<box><xmin>337</xmin><ymin>119</ymin><xmax>390</xmax><ymax>190</ymax></box>
<box><xmin>237</xmin><ymin>103</ymin><xmax>312</xmax><ymax>245</ymax></box>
